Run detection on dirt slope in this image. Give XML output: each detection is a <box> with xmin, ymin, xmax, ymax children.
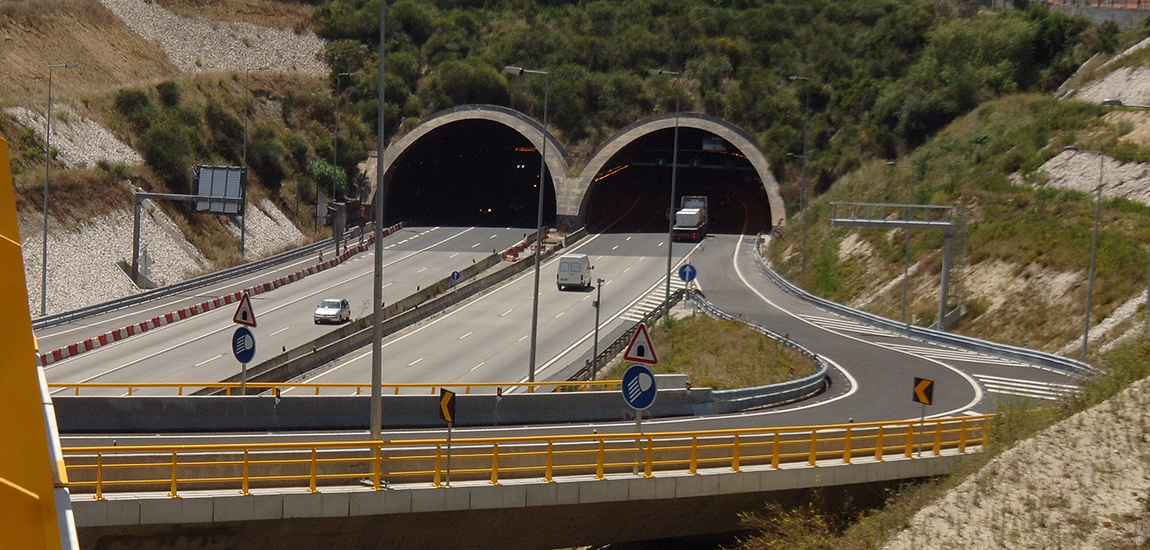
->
<box><xmin>0</xmin><ymin>0</ymin><xmax>178</xmax><ymax>102</ymax></box>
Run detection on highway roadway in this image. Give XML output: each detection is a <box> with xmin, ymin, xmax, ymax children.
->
<box><xmin>41</xmin><ymin>226</ymin><xmax>531</xmax><ymax>393</ymax></box>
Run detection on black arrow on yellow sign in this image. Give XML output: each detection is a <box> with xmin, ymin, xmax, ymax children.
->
<box><xmin>912</xmin><ymin>377</ymin><xmax>934</xmax><ymax>406</ymax></box>
<box><xmin>439</xmin><ymin>388</ymin><xmax>456</xmax><ymax>424</ymax></box>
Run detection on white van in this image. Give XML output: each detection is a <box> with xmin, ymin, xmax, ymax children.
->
<box><xmin>556</xmin><ymin>253</ymin><xmax>593</xmax><ymax>290</ymax></box>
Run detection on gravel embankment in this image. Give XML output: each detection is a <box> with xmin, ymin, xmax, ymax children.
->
<box><xmin>5</xmin><ymin>106</ymin><xmax>142</xmax><ymax>168</ymax></box>
<box><xmin>99</xmin><ymin>0</ymin><xmax>327</xmax><ymax>75</ymax></box>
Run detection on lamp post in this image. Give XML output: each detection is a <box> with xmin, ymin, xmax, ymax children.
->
<box><xmin>1101</xmin><ymin>98</ymin><xmax>1150</xmax><ymax>337</ymax></box>
<box><xmin>790</xmin><ymin>76</ymin><xmax>811</xmax><ymax>277</ymax></box>
<box><xmin>334</xmin><ymin>71</ymin><xmax>352</xmax><ymax>196</ymax></box>
<box><xmin>887</xmin><ymin>161</ymin><xmax>915</xmax><ymax>324</ymax></box>
<box><xmin>242</xmin><ymin>66</ymin><xmax>269</xmax><ymax>260</ymax></box>
<box><xmin>41</xmin><ymin>61</ymin><xmax>78</xmax><ymax>316</ymax></box>
<box><xmin>592</xmin><ymin>277</ymin><xmax>604</xmax><ymax>380</ymax></box>
<box><xmin>504</xmin><ymin>65</ymin><xmax>549</xmax><ymax>384</ymax></box>
<box><xmin>371</xmin><ymin>3</ymin><xmax>387</xmax><ymax>441</ymax></box>
<box><xmin>1064</xmin><ymin>145</ymin><xmax>1104</xmax><ymax>361</ymax></box>
<box><xmin>650</xmin><ymin>69</ymin><xmax>682</xmax><ymax>307</ymax></box>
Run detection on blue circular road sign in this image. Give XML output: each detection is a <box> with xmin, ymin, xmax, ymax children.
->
<box><xmin>622</xmin><ymin>364</ymin><xmax>657</xmax><ymax>410</ymax></box>
<box><xmin>451</xmin><ymin>271</ymin><xmax>461</xmax><ymax>281</ymax></box>
<box><xmin>232</xmin><ymin>326</ymin><xmax>256</xmax><ymax>364</ymax></box>
<box><xmin>678</xmin><ymin>264</ymin><xmax>697</xmax><ymax>283</ymax></box>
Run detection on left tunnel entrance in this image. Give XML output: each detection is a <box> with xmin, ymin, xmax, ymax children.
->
<box><xmin>385</xmin><ymin>119</ymin><xmax>556</xmax><ymax>227</ymax></box>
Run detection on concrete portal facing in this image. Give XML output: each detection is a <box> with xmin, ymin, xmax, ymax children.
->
<box><xmin>372</xmin><ymin>106</ymin><xmax>784</xmax><ymax>233</ymax></box>
<box><xmin>74</xmin><ymin>452</ymin><xmax>965</xmax><ymax>550</ymax></box>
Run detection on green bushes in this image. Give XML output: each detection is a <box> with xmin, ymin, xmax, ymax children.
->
<box><xmin>138</xmin><ymin>118</ymin><xmax>193</xmax><ymax>194</ymax></box>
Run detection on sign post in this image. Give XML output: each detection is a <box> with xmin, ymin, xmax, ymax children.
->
<box><xmin>622</xmin><ymin>364</ymin><xmax>657</xmax><ymax>475</ymax></box>
<box><xmin>912</xmin><ymin>377</ymin><xmax>934</xmax><ymax>457</ymax></box>
<box><xmin>232</xmin><ymin>326</ymin><xmax>256</xmax><ymax>393</ymax></box>
<box><xmin>439</xmin><ymin>388</ymin><xmax>456</xmax><ymax>486</ymax></box>
<box><xmin>451</xmin><ymin>270</ymin><xmax>461</xmax><ymax>293</ymax></box>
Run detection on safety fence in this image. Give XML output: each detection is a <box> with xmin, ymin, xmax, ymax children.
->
<box><xmin>64</xmin><ymin>415</ymin><xmax>990</xmax><ymax>499</ymax></box>
<box><xmin>48</xmin><ymin>380</ymin><xmax>622</xmax><ymax>397</ymax></box>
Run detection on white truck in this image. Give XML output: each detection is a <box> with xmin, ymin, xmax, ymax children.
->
<box><xmin>672</xmin><ymin>196</ymin><xmax>708</xmax><ymax>242</ymax></box>
<box><xmin>556</xmin><ymin>253</ymin><xmax>593</xmax><ymax>290</ymax></box>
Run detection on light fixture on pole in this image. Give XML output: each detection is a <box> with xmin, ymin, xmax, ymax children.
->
<box><xmin>504</xmin><ymin>65</ymin><xmax>549</xmax><ymax>384</ymax></box>
<box><xmin>790</xmin><ymin>75</ymin><xmax>811</xmax><ymax>277</ymax></box>
<box><xmin>371</xmin><ymin>3</ymin><xmax>387</xmax><ymax>441</ymax></box>
<box><xmin>334</xmin><ymin>71</ymin><xmax>352</xmax><ymax>197</ymax></box>
<box><xmin>1100</xmin><ymin>98</ymin><xmax>1150</xmax><ymax>338</ymax></box>
<box><xmin>241</xmin><ymin>66</ymin><xmax>269</xmax><ymax>260</ymax></box>
<box><xmin>1064</xmin><ymin>145</ymin><xmax>1104</xmax><ymax>361</ymax></box>
<box><xmin>650</xmin><ymin>69</ymin><xmax>682</xmax><ymax>308</ymax></box>
<box><xmin>41</xmin><ymin>61</ymin><xmax>78</xmax><ymax>317</ymax></box>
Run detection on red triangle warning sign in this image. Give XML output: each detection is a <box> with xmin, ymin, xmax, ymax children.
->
<box><xmin>623</xmin><ymin>322</ymin><xmax>658</xmax><ymax>365</ymax></box>
<box><xmin>233</xmin><ymin>292</ymin><xmax>257</xmax><ymax>327</ymax></box>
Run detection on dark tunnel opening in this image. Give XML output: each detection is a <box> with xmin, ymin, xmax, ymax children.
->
<box><xmin>584</xmin><ymin>128</ymin><xmax>773</xmax><ymax>235</ymax></box>
<box><xmin>384</xmin><ymin>119</ymin><xmax>556</xmax><ymax>228</ymax></box>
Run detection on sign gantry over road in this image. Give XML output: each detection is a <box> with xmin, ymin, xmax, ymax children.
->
<box><xmin>623</xmin><ymin>322</ymin><xmax>658</xmax><ymax>365</ymax></box>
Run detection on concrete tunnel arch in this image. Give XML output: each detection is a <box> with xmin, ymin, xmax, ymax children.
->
<box><xmin>368</xmin><ymin>106</ymin><xmax>783</xmax><ymax>233</ymax></box>
<box><xmin>566</xmin><ymin>113</ymin><xmax>785</xmax><ymax>232</ymax></box>
<box><xmin>368</xmin><ymin>105</ymin><xmax>571</xmax><ymax>226</ymax></box>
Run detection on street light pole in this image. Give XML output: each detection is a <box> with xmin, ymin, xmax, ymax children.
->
<box><xmin>1101</xmin><ymin>99</ymin><xmax>1150</xmax><ymax>338</ymax></box>
<box><xmin>592</xmin><ymin>278</ymin><xmax>603</xmax><ymax>380</ymax></box>
<box><xmin>334</xmin><ymin>71</ymin><xmax>352</xmax><ymax>196</ymax></box>
<box><xmin>1065</xmin><ymin>146</ymin><xmax>1104</xmax><ymax>361</ymax></box>
<box><xmin>371</xmin><ymin>2</ymin><xmax>387</xmax><ymax>441</ymax></box>
<box><xmin>650</xmin><ymin>69</ymin><xmax>681</xmax><ymax>308</ymax></box>
<box><xmin>41</xmin><ymin>61</ymin><xmax>77</xmax><ymax>316</ymax></box>
<box><xmin>504</xmin><ymin>65</ymin><xmax>549</xmax><ymax>384</ymax></box>
<box><xmin>790</xmin><ymin>76</ymin><xmax>811</xmax><ymax>277</ymax></box>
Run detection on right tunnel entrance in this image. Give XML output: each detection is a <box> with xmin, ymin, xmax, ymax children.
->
<box><xmin>583</xmin><ymin>127</ymin><xmax>773</xmax><ymax>235</ymax></box>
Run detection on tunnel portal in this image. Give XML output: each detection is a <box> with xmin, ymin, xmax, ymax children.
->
<box><xmin>583</xmin><ymin>127</ymin><xmax>773</xmax><ymax>234</ymax></box>
<box><xmin>384</xmin><ymin>119</ymin><xmax>556</xmax><ymax>228</ymax></box>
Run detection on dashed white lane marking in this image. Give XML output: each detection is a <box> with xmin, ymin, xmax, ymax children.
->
<box><xmin>518</xmin><ymin>335</ymin><xmax>528</xmax><ymax>342</ymax></box>
<box><xmin>501</xmin><ymin>309</ymin><xmax>513</xmax><ymax>317</ymax></box>
<box><xmin>417</xmin><ymin>267</ymin><xmax>427</xmax><ymax>273</ymax></box>
<box><xmin>194</xmin><ymin>354</ymin><xmax>222</xmax><ymax>367</ymax></box>
<box><xmin>407</xmin><ymin>358</ymin><xmax>423</xmax><ymax>367</ymax></box>
<box><xmin>450</xmin><ymin>253</ymin><xmax>459</xmax><ymax>258</ymax></box>
<box><xmin>459</xmin><ymin>331</ymin><xmax>472</xmax><ymax>340</ymax></box>
<box><xmin>470</xmin><ymin>362</ymin><xmax>485</xmax><ymax>372</ymax></box>
<box><xmin>471</xmin><ymin>243</ymin><xmax>480</xmax><ymax>248</ymax></box>
<box><xmin>269</xmin><ymin>326</ymin><xmax>290</xmax><ymax>336</ymax></box>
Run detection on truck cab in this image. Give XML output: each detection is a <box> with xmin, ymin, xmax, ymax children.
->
<box><xmin>556</xmin><ymin>254</ymin><xmax>593</xmax><ymax>290</ymax></box>
<box><xmin>672</xmin><ymin>195</ymin><xmax>708</xmax><ymax>242</ymax></box>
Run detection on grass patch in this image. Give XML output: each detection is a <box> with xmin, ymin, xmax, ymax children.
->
<box><xmin>734</xmin><ymin>337</ymin><xmax>1150</xmax><ymax>549</ymax></box>
<box><xmin>600</xmin><ymin>313</ymin><xmax>816</xmax><ymax>390</ymax></box>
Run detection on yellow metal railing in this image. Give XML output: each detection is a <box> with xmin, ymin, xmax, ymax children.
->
<box><xmin>48</xmin><ymin>380</ymin><xmax>622</xmax><ymax>396</ymax></box>
<box><xmin>62</xmin><ymin>416</ymin><xmax>990</xmax><ymax>499</ymax></box>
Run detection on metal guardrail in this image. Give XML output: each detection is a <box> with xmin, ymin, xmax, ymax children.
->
<box><xmin>32</xmin><ymin>229</ymin><xmax>356</xmax><ymax>330</ymax></box>
<box><xmin>63</xmin><ymin>415</ymin><xmax>990</xmax><ymax>498</ymax></box>
<box><xmin>569</xmin><ymin>289</ymin><xmax>686</xmax><ymax>381</ymax></box>
<box><xmin>753</xmin><ymin>235</ymin><xmax>1098</xmax><ymax>376</ymax></box>
<box><xmin>50</xmin><ymin>381</ymin><xmax>623</xmax><ymax>397</ymax></box>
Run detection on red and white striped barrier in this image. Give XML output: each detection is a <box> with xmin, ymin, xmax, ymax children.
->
<box><xmin>37</xmin><ymin>222</ymin><xmax>405</xmax><ymax>367</ymax></box>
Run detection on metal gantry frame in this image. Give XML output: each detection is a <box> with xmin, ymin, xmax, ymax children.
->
<box><xmin>829</xmin><ymin>202</ymin><xmax>964</xmax><ymax>331</ymax></box>
<box><xmin>131</xmin><ymin>192</ymin><xmax>243</xmax><ymax>287</ymax></box>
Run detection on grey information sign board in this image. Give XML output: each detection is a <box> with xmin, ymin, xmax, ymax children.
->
<box><xmin>195</xmin><ymin>165</ymin><xmax>245</xmax><ymax>214</ymax></box>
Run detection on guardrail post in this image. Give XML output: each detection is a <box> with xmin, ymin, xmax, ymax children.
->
<box><xmin>309</xmin><ymin>448</ymin><xmax>318</xmax><ymax>493</ymax></box>
<box><xmin>128</xmin><ymin>386</ymin><xmax>133</xmax><ymax>396</ymax></box>
<box><xmin>808</xmin><ymin>430</ymin><xmax>817</xmax><ymax>467</ymax></box>
<box><xmin>596</xmin><ymin>439</ymin><xmax>605</xmax><ymax>480</ymax></box>
<box><xmin>958</xmin><ymin>419</ymin><xmax>967</xmax><ymax>453</ymax></box>
<box><xmin>644</xmin><ymin>438</ymin><xmax>653</xmax><ymax>478</ymax></box>
<box><xmin>771</xmin><ymin>432</ymin><xmax>780</xmax><ymax>469</ymax></box>
<box><xmin>732</xmin><ymin>434</ymin><xmax>741</xmax><ymax>472</ymax></box>
<box><xmin>875</xmin><ymin>426</ymin><xmax>885</xmax><ymax>461</ymax></box>
<box><xmin>933</xmin><ymin>422</ymin><xmax>942</xmax><ymax>456</ymax></box>
<box><xmin>843</xmin><ymin>427</ymin><xmax>852</xmax><ymax>464</ymax></box>
<box><xmin>373</xmin><ymin>445</ymin><xmax>383</xmax><ymax>490</ymax></box>
<box><xmin>545</xmin><ymin>440</ymin><xmax>554</xmax><ymax>482</ymax></box>
<box><xmin>169</xmin><ymin>451</ymin><xmax>179</xmax><ymax>498</ymax></box>
<box><xmin>689</xmin><ymin>435</ymin><xmax>698</xmax><ymax>474</ymax></box>
<box><xmin>905</xmin><ymin>424</ymin><xmax>914</xmax><ymax>458</ymax></box>
<box><xmin>94</xmin><ymin>453</ymin><xmax>104</xmax><ymax>500</ymax></box>
<box><xmin>241</xmin><ymin>450</ymin><xmax>250</xmax><ymax>495</ymax></box>
<box><xmin>434</xmin><ymin>444</ymin><xmax>443</xmax><ymax>487</ymax></box>
<box><xmin>490</xmin><ymin>443</ymin><xmax>500</xmax><ymax>485</ymax></box>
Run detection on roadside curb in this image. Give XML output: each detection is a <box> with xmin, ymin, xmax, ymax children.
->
<box><xmin>36</xmin><ymin>223</ymin><xmax>405</xmax><ymax>367</ymax></box>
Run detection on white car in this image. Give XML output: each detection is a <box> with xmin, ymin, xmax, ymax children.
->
<box><xmin>313</xmin><ymin>298</ymin><xmax>351</xmax><ymax>324</ymax></box>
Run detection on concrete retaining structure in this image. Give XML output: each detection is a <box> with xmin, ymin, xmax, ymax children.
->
<box><xmin>71</xmin><ymin>450</ymin><xmax>969</xmax><ymax>550</ymax></box>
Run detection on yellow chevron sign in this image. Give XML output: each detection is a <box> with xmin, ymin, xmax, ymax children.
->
<box><xmin>913</xmin><ymin>377</ymin><xmax>934</xmax><ymax>406</ymax></box>
<box><xmin>0</xmin><ymin>137</ymin><xmax>64</xmax><ymax>549</ymax></box>
<box><xmin>439</xmin><ymin>388</ymin><xmax>456</xmax><ymax>424</ymax></box>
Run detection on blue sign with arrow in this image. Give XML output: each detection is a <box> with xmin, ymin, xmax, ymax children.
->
<box><xmin>678</xmin><ymin>264</ymin><xmax>697</xmax><ymax>283</ymax></box>
<box><xmin>622</xmin><ymin>364</ymin><xmax>657</xmax><ymax>410</ymax></box>
<box><xmin>232</xmin><ymin>326</ymin><xmax>256</xmax><ymax>364</ymax></box>
<box><xmin>451</xmin><ymin>271</ymin><xmax>461</xmax><ymax>282</ymax></box>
